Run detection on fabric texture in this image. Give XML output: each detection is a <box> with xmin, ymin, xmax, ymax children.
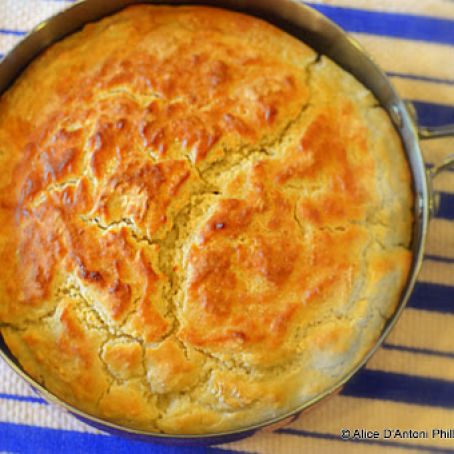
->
<box><xmin>0</xmin><ymin>0</ymin><xmax>453</xmax><ymax>452</ymax></box>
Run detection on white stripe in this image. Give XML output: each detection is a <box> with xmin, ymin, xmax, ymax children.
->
<box><xmin>0</xmin><ymin>398</ymin><xmax>101</xmax><ymax>434</ymax></box>
<box><xmin>0</xmin><ymin>0</ymin><xmax>67</xmax><ymax>57</ymax></box>
<box><xmin>0</xmin><ymin>35</ymin><xmax>22</xmax><ymax>57</ymax></box>
<box><xmin>0</xmin><ymin>1</ymin><xmax>66</xmax><ymax>31</ymax></box>
<box><xmin>0</xmin><ymin>360</ymin><xmax>37</xmax><ymax>398</ymax></box>
<box><xmin>305</xmin><ymin>0</ymin><xmax>454</xmax><ymax>20</ymax></box>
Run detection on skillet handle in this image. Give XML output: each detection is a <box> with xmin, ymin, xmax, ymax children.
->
<box><xmin>426</xmin><ymin>154</ymin><xmax>454</xmax><ymax>218</ymax></box>
<box><xmin>425</xmin><ymin>153</ymin><xmax>454</xmax><ymax>218</ymax></box>
<box><xmin>405</xmin><ymin>101</ymin><xmax>454</xmax><ymax>140</ymax></box>
<box><xmin>404</xmin><ymin>101</ymin><xmax>454</xmax><ymax>217</ymax></box>
<box><xmin>427</xmin><ymin>154</ymin><xmax>454</xmax><ymax>178</ymax></box>
<box><xmin>418</xmin><ymin>125</ymin><xmax>454</xmax><ymax>140</ymax></box>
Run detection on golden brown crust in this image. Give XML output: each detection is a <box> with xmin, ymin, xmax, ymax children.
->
<box><xmin>0</xmin><ymin>5</ymin><xmax>413</xmax><ymax>434</ymax></box>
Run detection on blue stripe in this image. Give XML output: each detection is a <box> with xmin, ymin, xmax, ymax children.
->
<box><xmin>309</xmin><ymin>4</ymin><xmax>454</xmax><ymax>45</ymax></box>
<box><xmin>0</xmin><ymin>422</ymin><xmax>248</xmax><ymax>454</ymax></box>
<box><xmin>0</xmin><ymin>393</ymin><xmax>47</xmax><ymax>405</ymax></box>
<box><xmin>408</xmin><ymin>282</ymin><xmax>454</xmax><ymax>313</ymax></box>
<box><xmin>382</xmin><ymin>343</ymin><xmax>454</xmax><ymax>360</ymax></box>
<box><xmin>437</xmin><ymin>192</ymin><xmax>454</xmax><ymax>221</ymax></box>
<box><xmin>412</xmin><ymin>100</ymin><xmax>454</xmax><ymax>128</ymax></box>
<box><xmin>277</xmin><ymin>428</ymin><xmax>452</xmax><ymax>453</ymax></box>
<box><xmin>342</xmin><ymin>369</ymin><xmax>454</xmax><ymax>408</ymax></box>
<box><xmin>388</xmin><ymin>71</ymin><xmax>454</xmax><ymax>86</ymax></box>
<box><xmin>425</xmin><ymin>254</ymin><xmax>454</xmax><ymax>264</ymax></box>
<box><xmin>0</xmin><ymin>29</ymin><xmax>26</xmax><ymax>37</ymax></box>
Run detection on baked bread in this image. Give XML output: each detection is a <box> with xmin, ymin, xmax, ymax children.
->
<box><xmin>0</xmin><ymin>5</ymin><xmax>413</xmax><ymax>434</ymax></box>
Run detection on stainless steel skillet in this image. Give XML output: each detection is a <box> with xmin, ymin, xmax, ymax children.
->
<box><xmin>0</xmin><ymin>0</ymin><xmax>453</xmax><ymax>446</ymax></box>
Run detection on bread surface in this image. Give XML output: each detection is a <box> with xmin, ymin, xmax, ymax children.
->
<box><xmin>0</xmin><ymin>5</ymin><xmax>413</xmax><ymax>434</ymax></box>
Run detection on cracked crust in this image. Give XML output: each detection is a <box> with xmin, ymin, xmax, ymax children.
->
<box><xmin>0</xmin><ymin>5</ymin><xmax>413</xmax><ymax>434</ymax></box>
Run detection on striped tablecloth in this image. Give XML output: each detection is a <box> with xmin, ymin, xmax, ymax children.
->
<box><xmin>1</xmin><ymin>1</ymin><xmax>453</xmax><ymax>453</ymax></box>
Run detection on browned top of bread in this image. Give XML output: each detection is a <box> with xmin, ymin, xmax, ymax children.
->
<box><xmin>0</xmin><ymin>5</ymin><xmax>413</xmax><ymax>434</ymax></box>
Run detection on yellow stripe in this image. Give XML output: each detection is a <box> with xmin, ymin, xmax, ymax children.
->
<box><xmin>367</xmin><ymin>346</ymin><xmax>454</xmax><ymax>381</ymax></box>
<box><xmin>391</xmin><ymin>77</ymin><xmax>454</xmax><ymax>106</ymax></box>
<box><xmin>422</xmin><ymin>138</ymin><xmax>454</xmax><ymax>195</ymax></box>
<box><xmin>422</xmin><ymin>138</ymin><xmax>454</xmax><ymax>171</ymax></box>
<box><xmin>423</xmin><ymin>171</ymin><xmax>454</xmax><ymax>195</ymax></box>
<box><xmin>305</xmin><ymin>0</ymin><xmax>454</xmax><ymax>20</ymax></box>
<box><xmin>226</xmin><ymin>396</ymin><xmax>454</xmax><ymax>452</ymax></box>
<box><xmin>351</xmin><ymin>34</ymin><xmax>454</xmax><ymax>81</ymax></box>
<box><xmin>387</xmin><ymin>308</ymin><xmax>454</xmax><ymax>354</ymax></box>
<box><xmin>289</xmin><ymin>395</ymin><xmax>454</xmax><ymax>449</ymax></box>
<box><xmin>426</xmin><ymin>219</ymin><xmax>454</xmax><ymax>260</ymax></box>
<box><xmin>419</xmin><ymin>259</ymin><xmax>454</xmax><ymax>287</ymax></box>
<box><xmin>227</xmin><ymin>431</ymin><xmax>388</xmax><ymax>454</ymax></box>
